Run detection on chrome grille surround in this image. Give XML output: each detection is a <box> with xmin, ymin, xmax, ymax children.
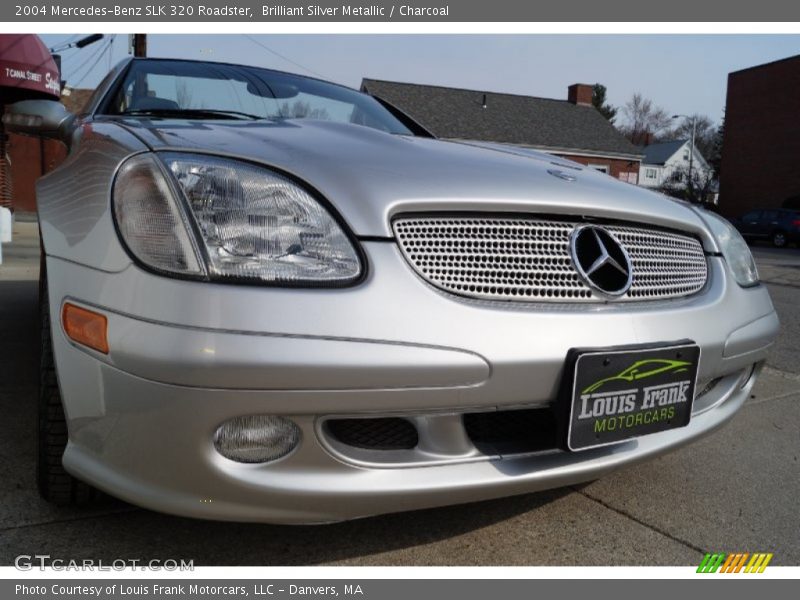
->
<box><xmin>392</xmin><ymin>215</ymin><xmax>709</xmax><ymax>303</ymax></box>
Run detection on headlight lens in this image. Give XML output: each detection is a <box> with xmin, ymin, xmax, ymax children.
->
<box><xmin>698</xmin><ymin>210</ymin><xmax>759</xmax><ymax>287</ymax></box>
<box><xmin>113</xmin><ymin>153</ymin><xmax>362</xmax><ymax>285</ymax></box>
<box><xmin>113</xmin><ymin>154</ymin><xmax>204</xmax><ymax>276</ymax></box>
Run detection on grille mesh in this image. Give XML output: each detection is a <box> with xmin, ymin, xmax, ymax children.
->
<box><xmin>393</xmin><ymin>216</ymin><xmax>708</xmax><ymax>302</ymax></box>
<box><xmin>326</xmin><ymin>418</ymin><xmax>418</xmax><ymax>450</ymax></box>
<box><xmin>464</xmin><ymin>408</ymin><xmax>558</xmax><ymax>455</ymax></box>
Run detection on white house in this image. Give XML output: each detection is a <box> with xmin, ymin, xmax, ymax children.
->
<box><xmin>638</xmin><ymin>139</ymin><xmax>712</xmax><ymax>191</ymax></box>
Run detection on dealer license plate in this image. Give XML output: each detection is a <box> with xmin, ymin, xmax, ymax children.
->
<box><xmin>565</xmin><ymin>342</ymin><xmax>700</xmax><ymax>451</ymax></box>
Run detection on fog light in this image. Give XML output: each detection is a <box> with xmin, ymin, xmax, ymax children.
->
<box><xmin>213</xmin><ymin>415</ymin><xmax>300</xmax><ymax>463</ymax></box>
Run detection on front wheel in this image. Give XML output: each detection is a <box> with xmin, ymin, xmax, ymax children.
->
<box><xmin>37</xmin><ymin>258</ymin><xmax>98</xmax><ymax>505</ymax></box>
<box><xmin>772</xmin><ymin>231</ymin><xmax>787</xmax><ymax>248</ymax></box>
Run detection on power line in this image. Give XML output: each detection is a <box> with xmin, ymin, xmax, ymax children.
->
<box><xmin>58</xmin><ymin>37</ymin><xmax>96</xmax><ymax>65</ymax></box>
<box><xmin>72</xmin><ymin>39</ymin><xmax>112</xmax><ymax>88</ymax></box>
<box><xmin>51</xmin><ymin>35</ymin><xmax>87</xmax><ymax>66</ymax></box>
<box><xmin>244</xmin><ymin>35</ymin><xmax>328</xmax><ymax>80</ymax></box>
<box><xmin>71</xmin><ymin>38</ymin><xmax>113</xmax><ymax>88</ymax></box>
<box><xmin>107</xmin><ymin>34</ymin><xmax>116</xmax><ymax>71</ymax></box>
<box><xmin>48</xmin><ymin>34</ymin><xmax>80</xmax><ymax>50</ymax></box>
<box><xmin>68</xmin><ymin>38</ymin><xmax>109</xmax><ymax>80</ymax></box>
<box><xmin>65</xmin><ymin>38</ymin><xmax>107</xmax><ymax>82</ymax></box>
<box><xmin>59</xmin><ymin>50</ymin><xmax>83</xmax><ymax>65</ymax></box>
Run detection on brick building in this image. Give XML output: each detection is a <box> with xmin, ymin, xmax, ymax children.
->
<box><xmin>719</xmin><ymin>55</ymin><xmax>800</xmax><ymax>218</ymax></box>
<box><xmin>361</xmin><ymin>79</ymin><xmax>643</xmax><ymax>183</ymax></box>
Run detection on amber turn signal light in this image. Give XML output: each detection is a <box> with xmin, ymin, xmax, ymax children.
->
<box><xmin>62</xmin><ymin>303</ymin><xmax>109</xmax><ymax>354</ymax></box>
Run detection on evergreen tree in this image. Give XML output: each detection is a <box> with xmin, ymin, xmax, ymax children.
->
<box><xmin>592</xmin><ymin>84</ymin><xmax>617</xmax><ymax>124</ymax></box>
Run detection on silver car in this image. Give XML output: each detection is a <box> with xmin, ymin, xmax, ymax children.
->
<box><xmin>5</xmin><ymin>57</ymin><xmax>779</xmax><ymax>523</ymax></box>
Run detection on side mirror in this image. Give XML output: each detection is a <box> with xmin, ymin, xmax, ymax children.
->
<box><xmin>2</xmin><ymin>100</ymin><xmax>76</xmax><ymax>142</ymax></box>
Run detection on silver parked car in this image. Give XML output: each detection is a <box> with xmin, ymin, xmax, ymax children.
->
<box><xmin>5</xmin><ymin>58</ymin><xmax>778</xmax><ymax>523</ymax></box>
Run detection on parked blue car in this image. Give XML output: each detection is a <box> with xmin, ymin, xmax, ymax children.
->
<box><xmin>733</xmin><ymin>208</ymin><xmax>800</xmax><ymax>248</ymax></box>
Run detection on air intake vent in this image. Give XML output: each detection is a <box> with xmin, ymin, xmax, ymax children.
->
<box><xmin>326</xmin><ymin>418</ymin><xmax>418</xmax><ymax>450</ymax></box>
<box><xmin>464</xmin><ymin>408</ymin><xmax>558</xmax><ymax>454</ymax></box>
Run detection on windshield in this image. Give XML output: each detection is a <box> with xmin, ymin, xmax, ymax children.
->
<box><xmin>103</xmin><ymin>59</ymin><xmax>414</xmax><ymax>135</ymax></box>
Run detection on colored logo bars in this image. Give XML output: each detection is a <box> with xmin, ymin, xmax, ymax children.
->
<box><xmin>697</xmin><ymin>552</ymin><xmax>773</xmax><ymax>573</ymax></box>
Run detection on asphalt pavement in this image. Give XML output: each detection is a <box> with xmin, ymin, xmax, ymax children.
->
<box><xmin>0</xmin><ymin>222</ymin><xmax>798</xmax><ymax>566</ymax></box>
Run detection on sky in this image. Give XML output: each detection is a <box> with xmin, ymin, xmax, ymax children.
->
<box><xmin>41</xmin><ymin>34</ymin><xmax>800</xmax><ymax>127</ymax></box>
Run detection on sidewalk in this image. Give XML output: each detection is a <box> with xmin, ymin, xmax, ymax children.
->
<box><xmin>0</xmin><ymin>220</ymin><xmax>39</xmax><ymax>282</ymax></box>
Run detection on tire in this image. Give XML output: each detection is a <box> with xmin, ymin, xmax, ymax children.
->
<box><xmin>37</xmin><ymin>257</ymin><xmax>98</xmax><ymax>506</ymax></box>
<box><xmin>772</xmin><ymin>231</ymin><xmax>787</xmax><ymax>248</ymax></box>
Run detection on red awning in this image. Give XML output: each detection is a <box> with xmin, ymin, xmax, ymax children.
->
<box><xmin>0</xmin><ymin>34</ymin><xmax>60</xmax><ymax>103</ymax></box>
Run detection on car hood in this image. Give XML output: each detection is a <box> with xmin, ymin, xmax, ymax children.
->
<box><xmin>116</xmin><ymin>118</ymin><xmax>714</xmax><ymax>246</ymax></box>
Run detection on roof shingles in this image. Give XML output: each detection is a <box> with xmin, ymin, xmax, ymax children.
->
<box><xmin>362</xmin><ymin>78</ymin><xmax>642</xmax><ymax>159</ymax></box>
<box><xmin>641</xmin><ymin>140</ymin><xmax>688</xmax><ymax>165</ymax></box>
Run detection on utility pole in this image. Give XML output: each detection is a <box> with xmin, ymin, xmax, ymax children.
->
<box><xmin>132</xmin><ymin>34</ymin><xmax>147</xmax><ymax>57</ymax></box>
<box><xmin>672</xmin><ymin>114</ymin><xmax>698</xmax><ymax>202</ymax></box>
<box><xmin>688</xmin><ymin>117</ymin><xmax>696</xmax><ymax>200</ymax></box>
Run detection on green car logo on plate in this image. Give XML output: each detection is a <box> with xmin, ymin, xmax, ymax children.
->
<box><xmin>581</xmin><ymin>359</ymin><xmax>692</xmax><ymax>394</ymax></box>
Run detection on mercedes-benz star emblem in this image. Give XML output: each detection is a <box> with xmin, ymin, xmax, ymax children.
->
<box><xmin>547</xmin><ymin>169</ymin><xmax>577</xmax><ymax>182</ymax></box>
<box><xmin>569</xmin><ymin>225</ymin><xmax>633</xmax><ymax>298</ymax></box>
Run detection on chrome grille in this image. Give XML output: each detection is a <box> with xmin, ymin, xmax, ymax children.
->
<box><xmin>393</xmin><ymin>216</ymin><xmax>708</xmax><ymax>302</ymax></box>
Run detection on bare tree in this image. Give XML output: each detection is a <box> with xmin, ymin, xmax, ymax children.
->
<box><xmin>618</xmin><ymin>93</ymin><xmax>672</xmax><ymax>145</ymax></box>
<box><xmin>279</xmin><ymin>100</ymin><xmax>330</xmax><ymax>121</ymax></box>
<box><xmin>175</xmin><ymin>80</ymin><xmax>193</xmax><ymax>108</ymax></box>
<box><xmin>658</xmin><ymin>162</ymin><xmax>716</xmax><ymax>204</ymax></box>
<box><xmin>663</xmin><ymin>113</ymin><xmax>716</xmax><ymax>159</ymax></box>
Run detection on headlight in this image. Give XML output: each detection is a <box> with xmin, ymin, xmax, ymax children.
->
<box><xmin>113</xmin><ymin>154</ymin><xmax>205</xmax><ymax>276</ymax></box>
<box><xmin>697</xmin><ymin>210</ymin><xmax>759</xmax><ymax>287</ymax></box>
<box><xmin>113</xmin><ymin>153</ymin><xmax>362</xmax><ymax>285</ymax></box>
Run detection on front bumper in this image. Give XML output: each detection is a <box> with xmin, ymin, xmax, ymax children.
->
<box><xmin>47</xmin><ymin>243</ymin><xmax>779</xmax><ymax>523</ymax></box>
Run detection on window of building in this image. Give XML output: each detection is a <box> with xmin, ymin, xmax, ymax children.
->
<box><xmin>645</xmin><ymin>168</ymin><xmax>657</xmax><ymax>179</ymax></box>
<box><xmin>588</xmin><ymin>164</ymin><xmax>609</xmax><ymax>174</ymax></box>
